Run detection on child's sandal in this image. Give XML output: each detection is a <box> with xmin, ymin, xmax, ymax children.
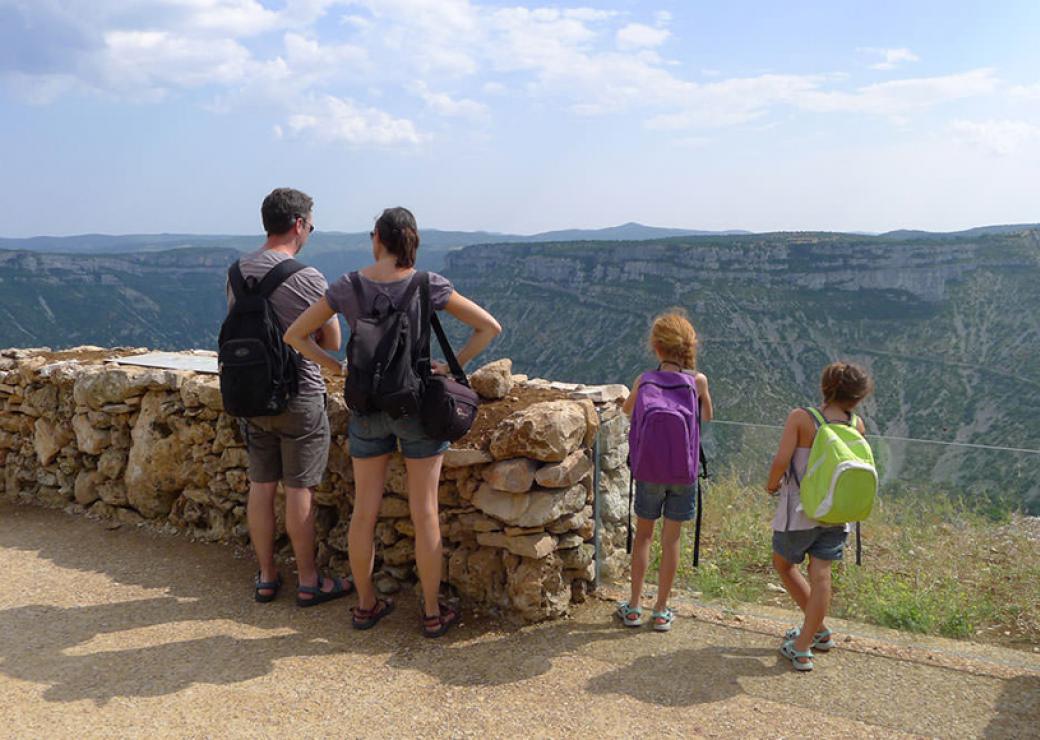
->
<box><xmin>780</xmin><ymin>639</ymin><xmax>814</xmax><ymax>671</ymax></box>
<box><xmin>784</xmin><ymin>626</ymin><xmax>834</xmax><ymax>652</ymax></box>
<box><xmin>615</xmin><ymin>600</ymin><xmax>643</xmax><ymax>627</ymax></box>
<box><xmin>651</xmin><ymin>607</ymin><xmax>674</xmax><ymax>632</ymax></box>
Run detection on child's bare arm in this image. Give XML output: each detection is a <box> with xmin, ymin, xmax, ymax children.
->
<box><xmin>621</xmin><ymin>376</ymin><xmax>642</xmax><ymax>416</ymax></box>
<box><xmin>695</xmin><ymin>372</ymin><xmax>713</xmax><ymax>422</ymax></box>
<box><xmin>765</xmin><ymin>409</ymin><xmax>802</xmax><ymax>494</ymax></box>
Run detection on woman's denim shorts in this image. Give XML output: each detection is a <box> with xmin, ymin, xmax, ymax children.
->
<box><xmin>348</xmin><ymin>410</ymin><xmax>450</xmax><ymax>460</ymax></box>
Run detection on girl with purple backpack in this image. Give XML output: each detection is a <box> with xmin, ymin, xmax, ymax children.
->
<box><xmin>618</xmin><ymin>310</ymin><xmax>713</xmax><ymax>631</ymax></box>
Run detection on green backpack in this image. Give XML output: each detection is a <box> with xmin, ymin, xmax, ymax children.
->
<box><xmin>798</xmin><ymin>407</ymin><xmax>878</xmax><ymax>524</ymax></box>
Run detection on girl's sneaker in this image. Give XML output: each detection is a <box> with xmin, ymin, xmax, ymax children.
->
<box><xmin>651</xmin><ymin>607</ymin><xmax>674</xmax><ymax>632</ymax></box>
<box><xmin>615</xmin><ymin>600</ymin><xmax>643</xmax><ymax>627</ymax></box>
<box><xmin>784</xmin><ymin>626</ymin><xmax>834</xmax><ymax>651</ymax></box>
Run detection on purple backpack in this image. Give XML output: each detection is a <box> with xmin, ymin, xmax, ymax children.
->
<box><xmin>628</xmin><ymin>370</ymin><xmax>701</xmax><ymax>485</ymax></box>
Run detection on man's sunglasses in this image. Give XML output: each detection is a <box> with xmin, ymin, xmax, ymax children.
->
<box><xmin>295</xmin><ymin>215</ymin><xmax>315</xmax><ymax>234</ymax></box>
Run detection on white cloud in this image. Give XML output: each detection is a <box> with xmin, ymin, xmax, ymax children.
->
<box><xmin>951</xmin><ymin>119</ymin><xmax>1040</xmax><ymax>155</ymax></box>
<box><xmin>616</xmin><ymin>23</ymin><xmax>670</xmax><ymax>51</ymax></box>
<box><xmin>287</xmin><ymin>95</ymin><xmax>428</xmax><ymax>145</ymax></box>
<box><xmin>858</xmin><ymin>47</ymin><xmax>920</xmax><ymax>71</ymax></box>
<box><xmin>413</xmin><ymin>82</ymin><xmax>489</xmax><ymax>118</ymax></box>
<box><xmin>798</xmin><ymin>68</ymin><xmax>999</xmax><ymax>117</ymax></box>
<box><xmin>1010</xmin><ymin>83</ymin><xmax>1040</xmax><ymax>100</ymax></box>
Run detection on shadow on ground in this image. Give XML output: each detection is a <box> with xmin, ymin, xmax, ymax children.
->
<box><xmin>983</xmin><ymin>673</ymin><xmax>1040</xmax><ymax>739</ymax></box>
<box><xmin>587</xmin><ymin>645</ymin><xmax>785</xmax><ymax>706</ymax></box>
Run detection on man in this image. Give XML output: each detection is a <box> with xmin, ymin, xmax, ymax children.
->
<box><xmin>229</xmin><ymin>187</ymin><xmax>349</xmax><ymax>606</ymax></box>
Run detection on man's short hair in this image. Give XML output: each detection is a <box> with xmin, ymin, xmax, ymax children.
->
<box><xmin>261</xmin><ymin>188</ymin><xmax>314</xmax><ymax>235</ymax></box>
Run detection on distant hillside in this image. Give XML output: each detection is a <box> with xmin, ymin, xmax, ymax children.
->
<box><xmin>440</xmin><ymin>229</ymin><xmax>1040</xmax><ymax>512</ymax></box>
<box><xmin>0</xmin><ymin>223</ymin><xmax>746</xmax><ymax>256</ymax></box>
<box><xmin>0</xmin><ymin>248</ymin><xmax>237</xmax><ymax>349</ymax></box>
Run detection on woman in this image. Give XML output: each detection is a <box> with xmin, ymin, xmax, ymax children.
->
<box><xmin>285</xmin><ymin>206</ymin><xmax>501</xmax><ymax>637</ymax></box>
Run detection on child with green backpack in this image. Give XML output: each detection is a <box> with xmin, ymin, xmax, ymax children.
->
<box><xmin>765</xmin><ymin>361</ymin><xmax>876</xmax><ymax>671</ymax></box>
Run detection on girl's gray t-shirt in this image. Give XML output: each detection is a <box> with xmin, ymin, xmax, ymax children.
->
<box><xmin>325</xmin><ymin>270</ymin><xmax>454</xmax><ymax>331</ymax></box>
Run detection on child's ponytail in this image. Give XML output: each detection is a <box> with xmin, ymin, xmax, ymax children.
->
<box><xmin>650</xmin><ymin>309</ymin><xmax>698</xmax><ymax>369</ymax></box>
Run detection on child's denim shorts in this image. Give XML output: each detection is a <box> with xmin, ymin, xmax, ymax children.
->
<box><xmin>348</xmin><ymin>411</ymin><xmax>450</xmax><ymax>460</ymax></box>
<box><xmin>772</xmin><ymin>527</ymin><xmax>848</xmax><ymax>564</ymax></box>
<box><xmin>634</xmin><ymin>480</ymin><xmax>698</xmax><ymax>522</ymax></box>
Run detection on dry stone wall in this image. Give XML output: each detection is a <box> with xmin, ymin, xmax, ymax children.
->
<box><xmin>0</xmin><ymin>347</ymin><xmax>631</xmax><ymax>621</ymax></box>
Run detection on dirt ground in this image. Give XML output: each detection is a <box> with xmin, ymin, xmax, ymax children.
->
<box><xmin>1</xmin><ymin>502</ymin><xmax>1037</xmax><ymax>738</ymax></box>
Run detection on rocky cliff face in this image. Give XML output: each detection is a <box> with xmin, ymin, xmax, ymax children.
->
<box><xmin>442</xmin><ymin>230</ymin><xmax>1040</xmax><ymax>511</ymax></box>
<box><xmin>0</xmin><ymin>248</ymin><xmax>239</xmax><ymax>350</ymax></box>
<box><xmin>0</xmin><ymin>348</ymin><xmax>631</xmax><ymax>621</ymax></box>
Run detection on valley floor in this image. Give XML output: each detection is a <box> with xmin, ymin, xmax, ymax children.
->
<box><xmin>1</xmin><ymin>503</ymin><xmax>1037</xmax><ymax>738</ymax></box>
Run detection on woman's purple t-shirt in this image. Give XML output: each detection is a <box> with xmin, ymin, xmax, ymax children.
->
<box><xmin>325</xmin><ymin>270</ymin><xmax>454</xmax><ymax>331</ymax></box>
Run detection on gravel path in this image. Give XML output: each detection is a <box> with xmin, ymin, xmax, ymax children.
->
<box><xmin>0</xmin><ymin>502</ymin><xmax>1037</xmax><ymax>738</ymax></box>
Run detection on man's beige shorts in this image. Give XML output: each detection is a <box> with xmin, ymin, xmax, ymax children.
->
<box><xmin>241</xmin><ymin>394</ymin><xmax>330</xmax><ymax>489</ymax></box>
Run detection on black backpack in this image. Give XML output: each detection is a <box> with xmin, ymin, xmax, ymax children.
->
<box><xmin>343</xmin><ymin>271</ymin><xmax>429</xmax><ymax>419</ymax></box>
<box><xmin>218</xmin><ymin>258</ymin><xmax>305</xmax><ymax>417</ymax></box>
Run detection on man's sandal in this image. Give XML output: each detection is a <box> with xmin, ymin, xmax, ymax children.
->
<box><xmin>254</xmin><ymin>571</ymin><xmax>282</xmax><ymax>603</ymax></box>
<box><xmin>780</xmin><ymin>639</ymin><xmax>815</xmax><ymax>671</ymax></box>
<box><xmin>615</xmin><ymin>600</ymin><xmax>643</xmax><ymax>627</ymax></box>
<box><xmin>784</xmin><ymin>626</ymin><xmax>834</xmax><ymax>651</ymax></box>
<box><xmin>296</xmin><ymin>575</ymin><xmax>352</xmax><ymax>608</ymax></box>
<box><xmin>352</xmin><ymin>598</ymin><xmax>395</xmax><ymax>630</ymax></box>
<box><xmin>651</xmin><ymin>607</ymin><xmax>675</xmax><ymax>632</ymax></box>
<box><xmin>421</xmin><ymin>602</ymin><xmax>461</xmax><ymax>638</ymax></box>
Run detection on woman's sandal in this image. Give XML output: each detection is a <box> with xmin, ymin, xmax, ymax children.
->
<box><xmin>784</xmin><ymin>626</ymin><xmax>834</xmax><ymax>651</ymax></box>
<box><xmin>421</xmin><ymin>602</ymin><xmax>461</xmax><ymax>638</ymax></box>
<box><xmin>651</xmin><ymin>607</ymin><xmax>675</xmax><ymax>632</ymax></box>
<box><xmin>296</xmin><ymin>575</ymin><xmax>353</xmax><ymax>608</ymax></box>
<box><xmin>615</xmin><ymin>600</ymin><xmax>643</xmax><ymax>627</ymax></box>
<box><xmin>254</xmin><ymin>571</ymin><xmax>282</xmax><ymax>603</ymax></box>
<box><xmin>780</xmin><ymin>639</ymin><xmax>815</xmax><ymax>671</ymax></box>
<box><xmin>352</xmin><ymin>598</ymin><xmax>395</xmax><ymax>630</ymax></box>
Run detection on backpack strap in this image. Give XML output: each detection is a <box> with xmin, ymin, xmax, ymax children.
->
<box><xmin>228</xmin><ymin>261</ymin><xmax>247</xmax><ymax>300</ymax></box>
<box><xmin>257</xmin><ymin>258</ymin><xmax>306</xmax><ymax>298</ymax></box>
<box><xmin>416</xmin><ymin>272</ymin><xmax>433</xmax><ymax>377</ymax></box>
<box><xmin>804</xmin><ymin>406</ymin><xmax>825</xmax><ymax>428</ymax></box>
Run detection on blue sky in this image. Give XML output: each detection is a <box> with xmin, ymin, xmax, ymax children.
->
<box><xmin>1</xmin><ymin>0</ymin><xmax>1038</xmax><ymax>237</ymax></box>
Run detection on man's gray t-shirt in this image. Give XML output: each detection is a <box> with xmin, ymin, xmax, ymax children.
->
<box><xmin>325</xmin><ymin>270</ymin><xmax>454</xmax><ymax>333</ymax></box>
<box><xmin>227</xmin><ymin>248</ymin><xmax>328</xmax><ymax>397</ymax></box>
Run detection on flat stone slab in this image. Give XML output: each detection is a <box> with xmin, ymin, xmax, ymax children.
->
<box><xmin>111</xmin><ymin>351</ymin><xmax>218</xmax><ymax>375</ymax></box>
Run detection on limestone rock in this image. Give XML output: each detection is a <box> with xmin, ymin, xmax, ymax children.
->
<box><xmin>124</xmin><ymin>392</ymin><xmax>192</xmax><ymax>519</ymax></box>
<box><xmin>506</xmin><ymin>553</ymin><xmax>570</xmax><ymax>621</ymax></box>
<box><xmin>382</xmin><ymin>537</ymin><xmax>415</xmax><ymax>566</ymax></box>
<box><xmin>481</xmin><ymin>458</ymin><xmax>539</xmax><ymax>493</ymax></box>
<box><xmin>34</xmin><ymin>418</ymin><xmax>71</xmax><ymax>465</ymax></box>
<box><xmin>574</xmin><ymin>398</ymin><xmax>600</xmax><ymax>448</ymax></box>
<box><xmin>569</xmin><ymin>384</ymin><xmax>630</xmax><ymax>405</ymax></box>
<box><xmin>448</xmin><ymin>546</ymin><xmax>508</xmax><ymax>608</ymax></box>
<box><xmin>72</xmin><ymin>413</ymin><xmax>111</xmax><ymax>455</ymax></box>
<box><xmin>379</xmin><ymin>496</ymin><xmax>410</xmax><ymax>518</ymax></box>
<box><xmin>74</xmin><ymin>470</ymin><xmax>100</xmax><ymax>506</ymax></box>
<box><xmin>97</xmin><ymin>449</ymin><xmax>127</xmax><ymax>481</ymax></box>
<box><xmin>477</xmin><ymin>531</ymin><xmax>555</xmax><ymax>559</ymax></box>
<box><xmin>556</xmin><ymin>533</ymin><xmax>585</xmax><ymax>550</ymax></box>
<box><xmin>535</xmin><ymin>450</ymin><xmax>592</xmax><ymax>489</ymax></box>
<box><xmin>559</xmin><ymin>543</ymin><xmax>594</xmax><ymax>570</ymax></box>
<box><xmin>73</xmin><ymin>366</ymin><xmax>182</xmax><ymax>410</ymax></box>
<box><xmin>443</xmin><ymin>447</ymin><xmax>493</xmax><ymax>468</ymax></box>
<box><xmin>472</xmin><ymin>482</ymin><xmax>585</xmax><ymax>528</ymax></box>
<box><xmin>489</xmin><ymin>401</ymin><xmax>587</xmax><ymax>462</ymax></box>
<box><xmin>97</xmin><ymin>480</ymin><xmax>129</xmax><ymax>506</ymax></box>
<box><xmin>470</xmin><ymin>358</ymin><xmax>513</xmax><ymax>400</ymax></box>
<box><xmin>180</xmin><ymin>375</ymin><xmax>224</xmax><ymax>411</ymax></box>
